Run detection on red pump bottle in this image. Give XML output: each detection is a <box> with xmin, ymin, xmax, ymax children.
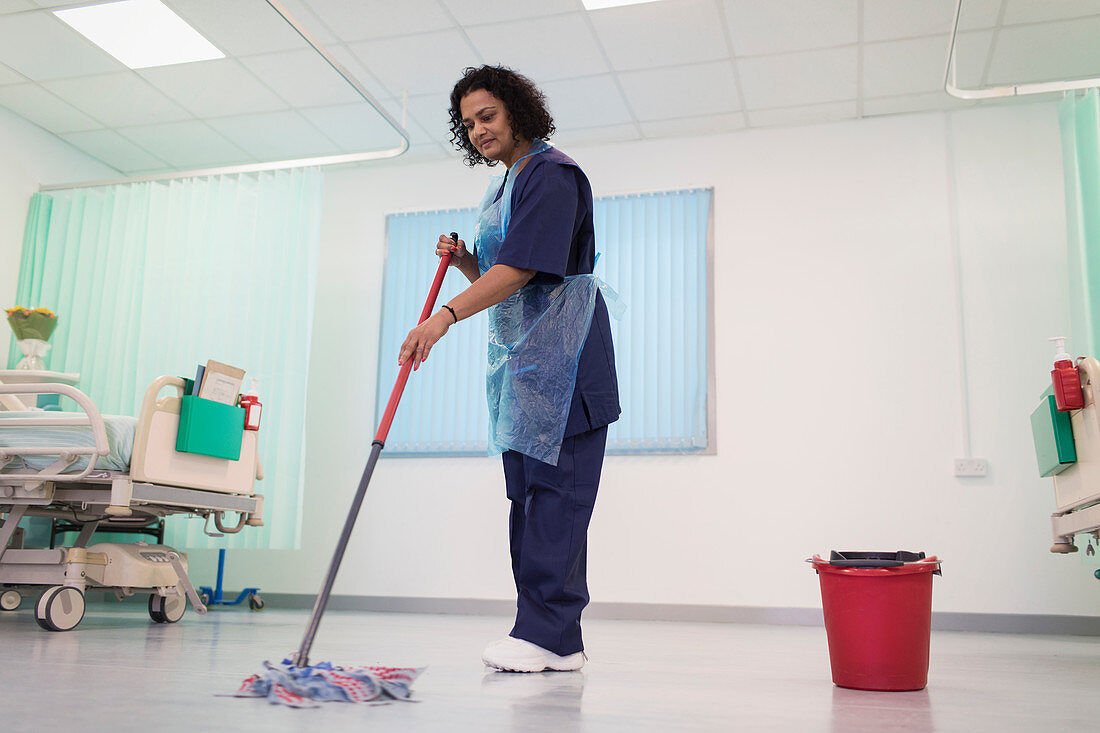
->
<box><xmin>240</xmin><ymin>378</ymin><xmax>262</xmax><ymax>431</ymax></box>
<box><xmin>1050</xmin><ymin>337</ymin><xmax>1084</xmax><ymax>412</ymax></box>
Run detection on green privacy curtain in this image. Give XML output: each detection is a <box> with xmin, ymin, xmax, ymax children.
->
<box><xmin>1060</xmin><ymin>89</ymin><xmax>1100</xmax><ymax>357</ymax></box>
<box><xmin>7</xmin><ymin>168</ymin><xmax>322</xmax><ymax>550</ymax></box>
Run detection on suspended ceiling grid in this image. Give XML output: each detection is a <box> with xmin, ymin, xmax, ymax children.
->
<box><xmin>0</xmin><ymin>0</ymin><xmax>1097</xmax><ymax>177</ymax></box>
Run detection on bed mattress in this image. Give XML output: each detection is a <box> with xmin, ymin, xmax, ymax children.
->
<box><xmin>0</xmin><ymin>411</ymin><xmax>137</xmax><ymax>472</ymax></box>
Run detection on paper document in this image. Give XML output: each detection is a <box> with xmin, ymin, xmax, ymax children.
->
<box><xmin>198</xmin><ymin>360</ymin><xmax>245</xmax><ymax>405</ymax></box>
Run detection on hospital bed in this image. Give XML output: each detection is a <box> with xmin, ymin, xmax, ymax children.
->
<box><xmin>0</xmin><ymin>376</ymin><xmax>264</xmax><ymax>631</ymax></box>
<box><xmin>1038</xmin><ymin>357</ymin><xmax>1100</xmax><ymax>555</ymax></box>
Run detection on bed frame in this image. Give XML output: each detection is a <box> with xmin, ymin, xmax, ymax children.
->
<box><xmin>0</xmin><ymin>376</ymin><xmax>264</xmax><ymax>631</ymax></box>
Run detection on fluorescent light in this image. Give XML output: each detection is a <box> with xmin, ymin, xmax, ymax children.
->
<box><xmin>582</xmin><ymin>0</ymin><xmax>667</xmax><ymax>9</ymax></box>
<box><xmin>54</xmin><ymin>0</ymin><xmax>224</xmax><ymax>69</ymax></box>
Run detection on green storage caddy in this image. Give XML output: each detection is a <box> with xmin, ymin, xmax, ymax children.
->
<box><xmin>1030</xmin><ymin>387</ymin><xmax>1076</xmax><ymax>478</ymax></box>
<box><xmin>176</xmin><ymin>395</ymin><xmax>245</xmax><ymax>461</ymax></box>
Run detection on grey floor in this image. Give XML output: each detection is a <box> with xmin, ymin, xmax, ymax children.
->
<box><xmin>1</xmin><ymin>601</ymin><xmax>1098</xmax><ymax>732</ymax></box>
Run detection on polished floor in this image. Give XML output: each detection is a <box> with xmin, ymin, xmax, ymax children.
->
<box><xmin>1</xmin><ymin>600</ymin><xmax>1097</xmax><ymax>732</ymax></box>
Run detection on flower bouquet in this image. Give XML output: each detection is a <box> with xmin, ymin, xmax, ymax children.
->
<box><xmin>6</xmin><ymin>307</ymin><xmax>58</xmax><ymax>370</ymax></box>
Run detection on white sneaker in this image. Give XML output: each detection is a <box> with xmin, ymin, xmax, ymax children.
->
<box><xmin>483</xmin><ymin>636</ymin><xmax>513</xmax><ymax>652</ymax></box>
<box><xmin>482</xmin><ymin>637</ymin><xmax>585</xmax><ymax>673</ymax></box>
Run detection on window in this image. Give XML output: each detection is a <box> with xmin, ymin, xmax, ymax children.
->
<box><xmin>377</xmin><ymin>187</ymin><xmax>712</xmax><ymax>456</ymax></box>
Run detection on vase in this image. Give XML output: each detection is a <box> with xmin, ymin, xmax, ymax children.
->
<box><xmin>15</xmin><ymin>338</ymin><xmax>50</xmax><ymax>370</ymax></box>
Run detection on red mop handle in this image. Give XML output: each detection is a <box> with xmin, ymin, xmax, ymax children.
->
<box><xmin>373</xmin><ymin>236</ymin><xmax>456</xmax><ymax>444</ymax></box>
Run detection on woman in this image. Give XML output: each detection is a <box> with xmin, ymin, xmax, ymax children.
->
<box><xmin>398</xmin><ymin>65</ymin><xmax>619</xmax><ymax>673</ymax></box>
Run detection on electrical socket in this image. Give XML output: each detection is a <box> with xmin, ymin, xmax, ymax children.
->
<box><xmin>954</xmin><ymin>458</ymin><xmax>989</xmax><ymax>477</ymax></box>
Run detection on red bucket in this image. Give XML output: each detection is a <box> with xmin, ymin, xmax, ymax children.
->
<box><xmin>810</xmin><ymin>551</ymin><xmax>942</xmax><ymax>692</ymax></box>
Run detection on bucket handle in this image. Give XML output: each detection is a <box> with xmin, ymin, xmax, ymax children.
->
<box><xmin>807</xmin><ymin>554</ymin><xmax>941</xmax><ymax>570</ymax></box>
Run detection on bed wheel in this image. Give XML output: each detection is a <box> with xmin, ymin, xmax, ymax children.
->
<box><xmin>248</xmin><ymin>593</ymin><xmax>264</xmax><ymax>611</ymax></box>
<box><xmin>149</xmin><ymin>592</ymin><xmax>186</xmax><ymax>624</ymax></box>
<box><xmin>35</xmin><ymin>586</ymin><xmax>86</xmax><ymax>631</ymax></box>
<box><xmin>1</xmin><ymin>590</ymin><xmax>21</xmax><ymax>611</ymax></box>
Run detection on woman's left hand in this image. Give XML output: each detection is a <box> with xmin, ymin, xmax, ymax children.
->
<box><xmin>398</xmin><ymin>311</ymin><xmax>451</xmax><ymax>370</ymax></box>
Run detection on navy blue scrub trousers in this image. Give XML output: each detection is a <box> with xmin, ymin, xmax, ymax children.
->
<box><xmin>502</xmin><ymin>425</ymin><xmax>608</xmax><ymax>657</ymax></box>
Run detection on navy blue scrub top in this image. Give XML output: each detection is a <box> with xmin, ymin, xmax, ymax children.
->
<box><xmin>485</xmin><ymin>146</ymin><xmax>620</xmax><ymax>439</ymax></box>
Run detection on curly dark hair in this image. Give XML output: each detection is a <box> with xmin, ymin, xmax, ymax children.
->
<box><xmin>448</xmin><ymin>65</ymin><xmax>555</xmax><ymax>167</ymax></box>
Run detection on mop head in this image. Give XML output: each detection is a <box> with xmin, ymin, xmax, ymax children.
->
<box><xmin>232</xmin><ymin>659</ymin><xmax>425</xmax><ymax>708</ymax></box>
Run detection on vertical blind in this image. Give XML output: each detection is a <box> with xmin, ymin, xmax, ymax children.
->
<box><xmin>377</xmin><ymin>187</ymin><xmax>712</xmax><ymax>456</ymax></box>
<box><xmin>8</xmin><ymin>169</ymin><xmax>322</xmax><ymax>549</ymax></box>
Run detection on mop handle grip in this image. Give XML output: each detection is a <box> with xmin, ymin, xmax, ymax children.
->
<box><xmin>373</xmin><ymin>234</ymin><xmax>456</xmax><ymax>444</ymax></box>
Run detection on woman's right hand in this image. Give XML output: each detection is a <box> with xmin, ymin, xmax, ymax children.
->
<box><xmin>437</xmin><ymin>233</ymin><xmax>468</xmax><ymax>265</ymax></box>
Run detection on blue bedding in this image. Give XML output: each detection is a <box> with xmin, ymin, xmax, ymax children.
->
<box><xmin>0</xmin><ymin>411</ymin><xmax>138</xmax><ymax>472</ymax></box>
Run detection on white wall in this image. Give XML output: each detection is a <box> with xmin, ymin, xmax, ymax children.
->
<box><xmin>2</xmin><ymin>98</ymin><xmax>1091</xmax><ymax>617</ymax></box>
<box><xmin>0</xmin><ymin>107</ymin><xmax>115</xmax><ymax>310</ymax></box>
<box><xmin>196</xmin><ymin>100</ymin><xmax>1097</xmax><ymax>618</ymax></box>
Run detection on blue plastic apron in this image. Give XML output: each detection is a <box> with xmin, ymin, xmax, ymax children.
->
<box><xmin>474</xmin><ymin>140</ymin><xmax>606</xmax><ymax>466</ymax></box>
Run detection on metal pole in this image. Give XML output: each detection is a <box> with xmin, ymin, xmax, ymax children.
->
<box><xmin>290</xmin><ymin>239</ymin><xmax>455</xmax><ymax>668</ymax></box>
<box><xmin>291</xmin><ymin>440</ymin><xmax>384</xmax><ymax>667</ymax></box>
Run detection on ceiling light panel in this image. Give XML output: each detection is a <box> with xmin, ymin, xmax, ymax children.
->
<box><xmin>53</xmin><ymin>0</ymin><xmax>225</xmax><ymax>69</ymax></box>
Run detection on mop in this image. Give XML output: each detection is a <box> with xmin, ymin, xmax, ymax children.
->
<box><xmin>232</xmin><ymin>236</ymin><xmax>457</xmax><ymax>708</ymax></box>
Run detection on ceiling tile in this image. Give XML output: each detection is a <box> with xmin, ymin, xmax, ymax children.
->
<box><xmin>865</xmin><ymin>31</ymin><xmax>991</xmax><ymax>97</ymax></box>
<box><xmin>43</xmin><ymin>72</ymin><xmax>193</xmax><ymax>128</ymax></box>
<box><xmin>137</xmin><ymin>59</ymin><xmax>288</xmax><ymax>118</ymax></box>
<box><xmin>465</xmin><ymin>13</ymin><xmax>608</xmax><ymax>82</ymax></box>
<box><xmin>639</xmin><ymin>112</ymin><xmax>745</xmax><ymax>139</ymax></box>
<box><xmin>378</xmin><ymin>97</ymin><xmax>438</xmax><ymax>145</ymax></box>
<box><xmin>589</xmin><ymin>0</ymin><xmax>729</xmax><ymax>71</ymax></box>
<box><xmin>238</xmin><ymin>49</ymin><xmax>364</xmax><ymax>107</ymax></box>
<box><xmin>441</xmin><ymin>0</ymin><xmax>579</xmax><ymax>26</ymax></box>
<box><xmin>347</xmin><ymin>30</ymin><xmax>481</xmax><ymax>96</ymax></box>
<box><xmin>323</xmin><ymin>44</ymin><xmax>397</xmax><ymax>101</ymax></box>
<box><xmin>0</xmin><ymin>83</ymin><xmax>101</xmax><ymax>133</ymax></box>
<box><xmin>955</xmin><ymin>0</ymin><xmax>1005</xmax><ymax>29</ymax></box>
<box><xmin>0</xmin><ymin>61</ymin><xmax>26</xmax><ymax>85</ymax></box>
<box><xmin>1003</xmin><ymin>0</ymin><xmax>1100</xmax><ymax>25</ymax></box>
<box><xmin>862</xmin><ymin>91</ymin><xmax>976</xmax><ymax>117</ymax></box>
<box><xmin>553</xmin><ymin>122</ymin><xmax>641</xmax><ymax>149</ymax></box>
<box><xmin>540</xmin><ymin>74</ymin><xmax>633</xmax><ymax>129</ymax></box>
<box><xmin>300</xmin><ymin>102</ymin><xmax>408</xmax><ymax>152</ymax></box>
<box><xmin>618</xmin><ymin>62</ymin><xmax>740</xmax><ymax>120</ymax></box>
<box><xmin>207</xmin><ymin>111</ymin><xmax>342</xmax><ymax>160</ymax></box>
<box><xmin>738</xmin><ymin>47</ymin><xmax>857</xmax><ymax>109</ymax></box>
<box><xmin>946</xmin><ymin>30</ymin><xmax>996</xmax><ymax>88</ymax></box>
<box><xmin>862</xmin><ymin>0</ymin><xmax>955</xmax><ymax>42</ymax></box>
<box><xmin>0</xmin><ymin>11</ymin><xmax>124</xmax><ymax>80</ymax></box>
<box><xmin>119</xmin><ymin>120</ymin><xmax>253</xmax><ymax>169</ymax></box>
<box><xmin>169</xmin><ymin>0</ymin><xmax>310</xmax><ymax>57</ymax></box>
<box><xmin>58</xmin><ymin>129</ymin><xmax>167</xmax><ymax>173</ymax></box>
<box><xmin>306</xmin><ymin>0</ymin><xmax>454</xmax><ymax>42</ymax></box>
<box><xmin>746</xmin><ymin>101</ymin><xmax>857</xmax><ymax>128</ymax></box>
<box><xmin>722</xmin><ymin>0</ymin><xmax>857</xmax><ymax>57</ymax></box>
<box><xmin>988</xmin><ymin>17</ymin><xmax>1100</xmax><ymax>84</ymax></box>
<box><xmin>275</xmin><ymin>0</ymin><xmax>338</xmax><ymax>45</ymax></box>
<box><xmin>0</xmin><ymin>1</ymin><xmax>35</xmax><ymax>13</ymax></box>
<box><xmin>402</xmin><ymin>92</ymin><xmax>453</xmax><ymax>144</ymax></box>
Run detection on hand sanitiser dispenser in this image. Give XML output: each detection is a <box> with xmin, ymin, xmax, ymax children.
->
<box><xmin>240</xmin><ymin>378</ymin><xmax>262</xmax><ymax>431</ymax></box>
<box><xmin>1049</xmin><ymin>337</ymin><xmax>1084</xmax><ymax>411</ymax></box>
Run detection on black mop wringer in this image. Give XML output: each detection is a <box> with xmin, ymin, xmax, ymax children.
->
<box><xmin>232</xmin><ymin>235</ymin><xmax>457</xmax><ymax>708</ymax></box>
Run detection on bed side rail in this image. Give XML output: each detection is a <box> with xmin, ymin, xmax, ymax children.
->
<box><xmin>0</xmin><ymin>383</ymin><xmax>109</xmax><ymax>484</ymax></box>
